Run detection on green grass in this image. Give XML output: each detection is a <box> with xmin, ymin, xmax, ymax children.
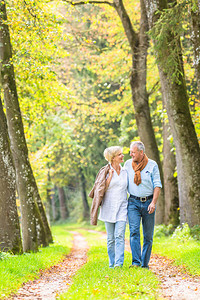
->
<box><xmin>0</xmin><ymin>225</ymin><xmax>73</xmax><ymax>298</ymax></box>
<box><xmin>0</xmin><ymin>222</ymin><xmax>199</xmax><ymax>299</ymax></box>
<box><xmin>59</xmin><ymin>229</ymin><xmax>161</xmax><ymax>300</ymax></box>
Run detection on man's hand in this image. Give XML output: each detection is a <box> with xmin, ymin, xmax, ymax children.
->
<box><xmin>147</xmin><ymin>202</ymin><xmax>156</xmax><ymax>214</ymax></box>
<box><xmin>147</xmin><ymin>187</ymin><xmax>161</xmax><ymax>214</ymax></box>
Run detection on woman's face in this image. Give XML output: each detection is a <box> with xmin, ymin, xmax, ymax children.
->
<box><xmin>112</xmin><ymin>151</ymin><xmax>124</xmax><ymax>164</ymax></box>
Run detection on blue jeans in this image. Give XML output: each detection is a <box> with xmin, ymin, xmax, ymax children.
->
<box><xmin>105</xmin><ymin>221</ymin><xmax>126</xmax><ymax>268</ymax></box>
<box><xmin>128</xmin><ymin>197</ymin><xmax>155</xmax><ymax>268</ymax></box>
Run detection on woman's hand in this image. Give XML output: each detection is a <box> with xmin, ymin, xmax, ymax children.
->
<box><xmin>108</xmin><ymin>169</ymin><xmax>114</xmax><ymax>177</ymax></box>
<box><xmin>105</xmin><ymin>169</ymin><xmax>114</xmax><ymax>190</ymax></box>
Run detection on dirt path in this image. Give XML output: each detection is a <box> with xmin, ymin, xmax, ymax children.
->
<box><xmin>10</xmin><ymin>230</ymin><xmax>200</xmax><ymax>300</ymax></box>
<box><xmin>149</xmin><ymin>253</ymin><xmax>200</xmax><ymax>300</ymax></box>
<box><xmin>11</xmin><ymin>232</ymin><xmax>88</xmax><ymax>300</ymax></box>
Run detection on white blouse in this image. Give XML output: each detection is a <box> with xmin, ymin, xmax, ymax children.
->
<box><xmin>98</xmin><ymin>165</ymin><xmax>128</xmax><ymax>223</ymax></box>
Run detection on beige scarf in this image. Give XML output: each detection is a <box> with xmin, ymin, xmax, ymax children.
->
<box><xmin>132</xmin><ymin>154</ymin><xmax>148</xmax><ymax>186</ymax></box>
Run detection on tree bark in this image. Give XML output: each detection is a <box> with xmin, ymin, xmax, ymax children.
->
<box><xmin>144</xmin><ymin>0</ymin><xmax>200</xmax><ymax>226</ymax></box>
<box><xmin>58</xmin><ymin>186</ymin><xmax>69</xmax><ymax>220</ymax></box>
<box><xmin>190</xmin><ymin>2</ymin><xmax>200</xmax><ymax>97</ymax></box>
<box><xmin>0</xmin><ymin>97</ymin><xmax>22</xmax><ymax>254</ymax></box>
<box><xmin>33</xmin><ymin>187</ymin><xmax>53</xmax><ymax>243</ymax></box>
<box><xmin>163</xmin><ymin>119</ymin><xmax>179</xmax><ymax>225</ymax></box>
<box><xmin>0</xmin><ymin>2</ymin><xmax>52</xmax><ymax>250</ymax></box>
<box><xmin>80</xmin><ymin>168</ymin><xmax>90</xmax><ymax>220</ymax></box>
<box><xmin>46</xmin><ymin>171</ymin><xmax>52</xmax><ymax>224</ymax></box>
<box><xmin>113</xmin><ymin>0</ymin><xmax>165</xmax><ymax>223</ymax></box>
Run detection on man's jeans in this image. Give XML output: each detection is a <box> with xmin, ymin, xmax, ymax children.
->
<box><xmin>128</xmin><ymin>197</ymin><xmax>155</xmax><ymax>268</ymax></box>
<box><xmin>105</xmin><ymin>221</ymin><xmax>126</xmax><ymax>268</ymax></box>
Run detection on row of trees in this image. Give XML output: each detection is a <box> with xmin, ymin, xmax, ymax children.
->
<box><xmin>0</xmin><ymin>0</ymin><xmax>199</xmax><ymax>254</ymax></box>
<box><xmin>0</xmin><ymin>1</ymin><xmax>53</xmax><ymax>253</ymax></box>
<box><xmin>62</xmin><ymin>0</ymin><xmax>200</xmax><ymax>225</ymax></box>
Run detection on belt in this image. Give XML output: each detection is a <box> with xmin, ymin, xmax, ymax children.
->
<box><xmin>129</xmin><ymin>194</ymin><xmax>153</xmax><ymax>202</ymax></box>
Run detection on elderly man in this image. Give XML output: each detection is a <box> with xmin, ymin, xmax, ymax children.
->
<box><xmin>124</xmin><ymin>141</ymin><xmax>162</xmax><ymax>269</ymax></box>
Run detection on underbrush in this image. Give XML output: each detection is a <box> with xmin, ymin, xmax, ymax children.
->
<box><xmin>59</xmin><ymin>229</ymin><xmax>160</xmax><ymax>300</ymax></box>
<box><xmin>0</xmin><ymin>225</ymin><xmax>73</xmax><ymax>299</ymax></box>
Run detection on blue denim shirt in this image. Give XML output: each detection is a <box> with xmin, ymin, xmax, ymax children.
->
<box><xmin>124</xmin><ymin>158</ymin><xmax>162</xmax><ymax>197</ymax></box>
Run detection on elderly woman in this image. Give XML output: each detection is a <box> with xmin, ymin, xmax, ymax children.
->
<box><xmin>97</xmin><ymin>146</ymin><xmax>128</xmax><ymax>268</ymax></box>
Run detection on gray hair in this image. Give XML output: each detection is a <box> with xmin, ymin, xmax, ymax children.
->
<box><xmin>130</xmin><ymin>141</ymin><xmax>145</xmax><ymax>153</ymax></box>
<box><xmin>104</xmin><ymin>146</ymin><xmax>123</xmax><ymax>163</ymax></box>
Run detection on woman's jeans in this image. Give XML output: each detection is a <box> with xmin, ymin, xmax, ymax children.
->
<box><xmin>128</xmin><ymin>197</ymin><xmax>155</xmax><ymax>268</ymax></box>
<box><xmin>105</xmin><ymin>221</ymin><xmax>126</xmax><ymax>268</ymax></box>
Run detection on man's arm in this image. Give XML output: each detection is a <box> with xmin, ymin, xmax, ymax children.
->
<box><xmin>147</xmin><ymin>187</ymin><xmax>161</xmax><ymax>214</ymax></box>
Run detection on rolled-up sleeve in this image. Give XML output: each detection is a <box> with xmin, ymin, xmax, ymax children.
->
<box><xmin>152</xmin><ymin>164</ymin><xmax>162</xmax><ymax>189</ymax></box>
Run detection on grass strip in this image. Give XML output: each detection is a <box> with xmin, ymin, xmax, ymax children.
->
<box><xmin>59</xmin><ymin>229</ymin><xmax>161</xmax><ymax>300</ymax></box>
<box><xmin>0</xmin><ymin>225</ymin><xmax>73</xmax><ymax>299</ymax></box>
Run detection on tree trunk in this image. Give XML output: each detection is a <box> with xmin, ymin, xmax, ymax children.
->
<box><xmin>33</xmin><ymin>187</ymin><xmax>53</xmax><ymax>243</ymax></box>
<box><xmin>58</xmin><ymin>186</ymin><xmax>69</xmax><ymax>220</ymax></box>
<box><xmin>46</xmin><ymin>171</ymin><xmax>52</xmax><ymax>224</ymax></box>
<box><xmin>163</xmin><ymin>119</ymin><xmax>179</xmax><ymax>225</ymax></box>
<box><xmin>113</xmin><ymin>0</ymin><xmax>165</xmax><ymax>223</ymax></box>
<box><xmin>80</xmin><ymin>168</ymin><xmax>90</xmax><ymax>220</ymax></box>
<box><xmin>34</xmin><ymin>202</ymin><xmax>49</xmax><ymax>247</ymax></box>
<box><xmin>0</xmin><ymin>97</ymin><xmax>22</xmax><ymax>254</ymax></box>
<box><xmin>0</xmin><ymin>2</ymin><xmax>51</xmax><ymax>250</ymax></box>
<box><xmin>144</xmin><ymin>0</ymin><xmax>200</xmax><ymax>226</ymax></box>
<box><xmin>190</xmin><ymin>2</ymin><xmax>200</xmax><ymax>97</ymax></box>
<box><xmin>51</xmin><ymin>185</ymin><xmax>59</xmax><ymax>221</ymax></box>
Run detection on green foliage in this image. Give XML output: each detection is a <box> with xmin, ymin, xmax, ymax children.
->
<box><xmin>149</xmin><ymin>1</ymin><xmax>187</xmax><ymax>84</ymax></box>
<box><xmin>170</xmin><ymin>223</ymin><xmax>200</xmax><ymax>241</ymax></box>
<box><xmin>4</xmin><ymin>0</ymin><xmax>200</xmax><ymax>223</ymax></box>
<box><xmin>154</xmin><ymin>224</ymin><xmax>175</xmax><ymax>238</ymax></box>
<box><xmin>148</xmin><ymin>0</ymin><xmax>200</xmax><ymax>141</ymax></box>
<box><xmin>0</xmin><ymin>252</ymin><xmax>13</xmax><ymax>261</ymax></box>
<box><xmin>171</xmin><ymin>223</ymin><xmax>192</xmax><ymax>241</ymax></box>
<box><xmin>8</xmin><ymin>0</ymin><xmax>69</xmax><ymax>123</ymax></box>
<box><xmin>190</xmin><ymin>225</ymin><xmax>200</xmax><ymax>240</ymax></box>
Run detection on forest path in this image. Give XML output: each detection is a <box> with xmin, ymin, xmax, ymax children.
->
<box><xmin>10</xmin><ymin>230</ymin><xmax>200</xmax><ymax>300</ymax></box>
<box><xmin>11</xmin><ymin>232</ymin><xmax>88</xmax><ymax>300</ymax></box>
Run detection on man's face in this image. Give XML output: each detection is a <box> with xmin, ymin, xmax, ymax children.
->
<box><xmin>130</xmin><ymin>146</ymin><xmax>143</xmax><ymax>163</ymax></box>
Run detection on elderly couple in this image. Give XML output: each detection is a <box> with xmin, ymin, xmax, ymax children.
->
<box><xmin>89</xmin><ymin>141</ymin><xmax>162</xmax><ymax>269</ymax></box>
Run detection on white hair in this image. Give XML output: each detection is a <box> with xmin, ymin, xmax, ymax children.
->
<box><xmin>130</xmin><ymin>141</ymin><xmax>145</xmax><ymax>153</ymax></box>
